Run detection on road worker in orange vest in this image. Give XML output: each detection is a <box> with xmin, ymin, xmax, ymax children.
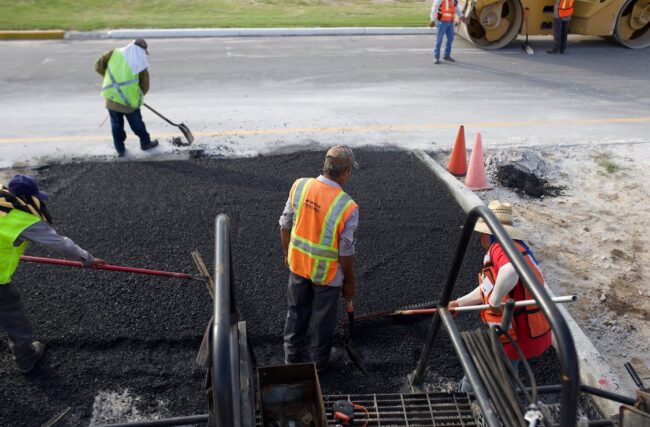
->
<box><xmin>548</xmin><ymin>0</ymin><xmax>575</xmax><ymax>54</ymax></box>
<box><xmin>430</xmin><ymin>0</ymin><xmax>467</xmax><ymax>64</ymax></box>
<box><xmin>279</xmin><ymin>146</ymin><xmax>359</xmax><ymax>373</ymax></box>
<box><xmin>449</xmin><ymin>201</ymin><xmax>552</xmax><ymax>391</ymax></box>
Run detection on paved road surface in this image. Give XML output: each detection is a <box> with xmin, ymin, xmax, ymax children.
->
<box><xmin>0</xmin><ymin>35</ymin><xmax>648</xmax><ymax>166</ymax></box>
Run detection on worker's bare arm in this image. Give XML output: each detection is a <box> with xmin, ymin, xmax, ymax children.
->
<box><xmin>340</xmin><ymin>255</ymin><xmax>355</xmax><ymax>301</ymax></box>
<box><xmin>280</xmin><ymin>227</ymin><xmax>291</xmax><ymax>267</ymax></box>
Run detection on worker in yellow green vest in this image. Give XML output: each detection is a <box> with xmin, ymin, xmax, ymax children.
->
<box><xmin>95</xmin><ymin>39</ymin><xmax>158</xmax><ymax>157</ymax></box>
<box><xmin>0</xmin><ymin>175</ymin><xmax>105</xmax><ymax>373</ymax></box>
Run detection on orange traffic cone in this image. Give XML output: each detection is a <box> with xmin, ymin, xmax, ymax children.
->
<box><xmin>465</xmin><ymin>133</ymin><xmax>492</xmax><ymax>190</ymax></box>
<box><xmin>447</xmin><ymin>125</ymin><xmax>467</xmax><ymax>176</ymax></box>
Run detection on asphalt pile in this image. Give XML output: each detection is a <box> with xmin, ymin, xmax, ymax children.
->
<box><xmin>495</xmin><ymin>164</ymin><xmax>564</xmax><ymax>198</ymax></box>
<box><xmin>0</xmin><ymin>150</ymin><xmax>561</xmax><ymax>426</ymax></box>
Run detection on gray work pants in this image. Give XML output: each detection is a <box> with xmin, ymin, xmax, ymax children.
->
<box><xmin>553</xmin><ymin>17</ymin><xmax>570</xmax><ymax>53</ymax></box>
<box><xmin>283</xmin><ymin>272</ymin><xmax>340</xmax><ymax>364</ymax></box>
<box><xmin>0</xmin><ymin>282</ymin><xmax>36</xmax><ymax>359</ymax></box>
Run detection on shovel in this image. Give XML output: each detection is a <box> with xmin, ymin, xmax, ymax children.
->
<box><xmin>522</xmin><ymin>7</ymin><xmax>534</xmax><ymax>55</ymax></box>
<box><xmin>143</xmin><ymin>103</ymin><xmax>194</xmax><ymax>145</ymax></box>
<box><xmin>344</xmin><ymin>300</ymin><xmax>368</xmax><ymax>375</ymax></box>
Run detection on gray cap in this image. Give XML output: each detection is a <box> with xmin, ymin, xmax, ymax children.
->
<box><xmin>134</xmin><ymin>38</ymin><xmax>148</xmax><ymax>55</ymax></box>
<box><xmin>325</xmin><ymin>145</ymin><xmax>359</xmax><ymax>170</ymax></box>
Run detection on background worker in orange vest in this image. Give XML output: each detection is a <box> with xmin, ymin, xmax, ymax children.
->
<box><xmin>548</xmin><ymin>0</ymin><xmax>575</xmax><ymax>54</ymax></box>
<box><xmin>430</xmin><ymin>0</ymin><xmax>467</xmax><ymax>64</ymax></box>
<box><xmin>279</xmin><ymin>145</ymin><xmax>359</xmax><ymax>373</ymax></box>
<box><xmin>448</xmin><ymin>201</ymin><xmax>552</xmax><ymax>391</ymax></box>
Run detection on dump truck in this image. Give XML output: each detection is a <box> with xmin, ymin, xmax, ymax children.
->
<box><xmin>457</xmin><ymin>0</ymin><xmax>650</xmax><ymax>49</ymax></box>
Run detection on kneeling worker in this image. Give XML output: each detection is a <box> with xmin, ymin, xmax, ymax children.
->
<box><xmin>449</xmin><ymin>201</ymin><xmax>552</xmax><ymax>390</ymax></box>
<box><xmin>0</xmin><ymin>175</ymin><xmax>105</xmax><ymax>373</ymax></box>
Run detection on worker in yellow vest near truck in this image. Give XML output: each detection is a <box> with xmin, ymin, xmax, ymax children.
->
<box><xmin>279</xmin><ymin>146</ymin><xmax>360</xmax><ymax>373</ymax></box>
<box><xmin>0</xmin><ymin>175</ymin><xmax>105</xmax><ymax>373</ymax></box>
<box><xmin>430</xmin><ymin>0</ymin><xmax>467</xmax><ymax>64</ymax></box>
<box><xmin>548</xmin><ymin>0</ymin><xmax>575</xmax><ymax>54</ymax></box>
<box><xmin>95</xmin><ymin>39</ymin><xmax>158</xmax><ymax>157</ymax></box>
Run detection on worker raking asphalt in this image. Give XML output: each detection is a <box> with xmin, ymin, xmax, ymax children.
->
<box><xmin>0</xmin><ymin>150</ymin><xmax>561</xmax><ymax>425</ymax></box>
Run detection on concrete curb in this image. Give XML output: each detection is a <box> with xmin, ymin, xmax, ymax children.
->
<box><xmin>65</xmin><ymin>27</ymin><xmax>434</xmax><ymax>40</ymax></box>
<box><xmin>0</xmin><ymin>30</ymin><xmax>64</xmax><ymax>40</ymax></box>
<box><xmin>412</xmin><ymin>148</ymin><xmax>633</xmax><ymax>417</ymax></box>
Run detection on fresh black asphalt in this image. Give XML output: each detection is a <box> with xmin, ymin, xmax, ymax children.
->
<box><xmin>0</xmin><ymin>150</ymin><xmax>560</xmax><ymax>425</ymax></box>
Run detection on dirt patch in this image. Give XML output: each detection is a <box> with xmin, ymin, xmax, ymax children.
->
<box><xmin>474</xmin><ymin>142</ymin><xmax>650</xmax><ymax>392</ymax></box>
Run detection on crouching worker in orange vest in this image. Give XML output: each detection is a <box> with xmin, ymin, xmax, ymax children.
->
<box><xmin>449</xmin><ymin>201</ymin><xmax>552</xmax><ymax>391</ymax></box>
<box><xmin>279</xmin><ymin>146</ymin><xmax>359</xmax><ymax>373</ymax></box>
<box><xmin>0</xmin><ymin>175</ymin><xmax>106</xmax><ymax>373</ymax></box>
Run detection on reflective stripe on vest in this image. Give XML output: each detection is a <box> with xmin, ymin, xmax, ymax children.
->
<box><xmin>478</xmin><ymin>242</ymin><xmax>551</xmax><ymax>342</ymax></box>
<box><xmin>558</xmin><ymin>0</ymin><xmax>575</xmax><ymax>18</ymax></box>
<box><xmin>101</xmin><ymin>50</ymin><xmax>143</xmax><ymax>109</ymax></box>
<box><xmin>0</xmin><ymin>209</ymin><xmax>41</xmax><ymax>285</ymax></box>
<box><xmin>287</xmin><ymin>178</ymin><xmax>357</xmax><ymax>285</ymax></box>
<box><xmin>438</xmin><ymin>0</ymin><xmax>457</xmax><ymax>22</ymax></box>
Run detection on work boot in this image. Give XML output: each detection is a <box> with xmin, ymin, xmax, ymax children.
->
<box><xmin>443</xmin><ymin>56</ymin><xmax>456</xmax><ymax>62</ymax></box>
<box><xmin>13</xmin><ymin>341</ymin><xmax>45</xmax><ymax>374</ymax></box>
<box><xmin>547</xmin><ymin>48</ymin><xmax>559</xmax><ymax>54</ymax></box>
<box><xmin>434</xmin><ymin>57</ymin><xmax>441</xmax><ymax>64</ymax></box>
<box><xmin>141</xmin><ymin>139</ymin><xmax>159</xmax><ymax>151</ymax></box>
<box><xmin>315</xmin><ymin>348</ymin><xmax>341</xmax><ymax>374</ymax></box>
<box><xmin>284</xmin><ymin>351</ymin><xmax>303</xmax><ymax>365</ymax></box>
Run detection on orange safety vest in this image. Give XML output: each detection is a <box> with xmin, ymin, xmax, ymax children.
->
<box><xmin>479</xmin><ymin>242</ymin><xmax>551</xmax><ymax>343</ymax></box>
<box><xmin>558</xmin><ymin>0</ymin><xmax>575</xmax><ymax>18</ymax></box>
<box><xmin>287</xmin><ymin>178</ymin><xmax>358</xmax><ymax>285</ymax></box>
<box><xmin>437</xmin><ymin>0</ymin><xmax>458</xmax><ymax>22</ymax></box>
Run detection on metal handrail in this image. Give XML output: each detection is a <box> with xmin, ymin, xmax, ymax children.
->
<box><xmin>213</xmin><ymin>214</ymin><xmax>236</xmax><ymax>426</ymax></box>
<box><xmin>409</xmin><ymin>205</ymin><xmax>579</xmax><ymax>427</ymax></box>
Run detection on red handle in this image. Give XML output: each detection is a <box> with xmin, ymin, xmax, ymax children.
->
<box><xmin>397</xmin><ymin>308</ymin><xmax>438</xmax><ymax>316</ymax></box>
<box><xmin>20</xmin><ymin>255</ymin><xmax>201</xmax><ymax>281</ymax></box>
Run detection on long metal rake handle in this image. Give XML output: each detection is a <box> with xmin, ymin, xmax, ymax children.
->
<box><xmin>20</xmin><ymin>255</ymin><xmax>204</xmax><ymax>281</ymax></box>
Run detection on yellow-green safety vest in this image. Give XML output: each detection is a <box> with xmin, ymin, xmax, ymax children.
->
<box><xmin>0</xmin><ymin>209</ymin><xmax>41</xmax><ymax>285</ymax></box>
<box><xmin>101</xmin><ymin>50</ymin><xmax>144</xmax><ymax>109</ymax></box>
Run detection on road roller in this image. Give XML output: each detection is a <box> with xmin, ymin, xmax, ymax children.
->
<box><xmin>457</xmin><ymin>0</ymin><xmax>650</xmax><ymax>49</ymax></box>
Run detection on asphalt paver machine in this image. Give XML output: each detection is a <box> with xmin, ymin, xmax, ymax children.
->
<box><xmin>102</xmin><ymin>211</ymin><xmax>650</xmax><ymax>427</ymax></box>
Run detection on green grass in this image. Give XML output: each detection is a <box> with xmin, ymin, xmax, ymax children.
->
<box><xmin>598</xmin><ymin>159</ymin><xmax>618</xmax><ymax>174</ymax></box>
<box><xmin>0</xmin><ymin>0</ymin><xmax>431</xmax><ymax>31</ymax></box>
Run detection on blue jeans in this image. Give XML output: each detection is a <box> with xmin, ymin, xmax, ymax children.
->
<box><xmin>460</xmin><ymin>360</ymin><xmax>520</xmax><ymax>392</ymax></box>
<box><xmin>434</xmin><ymin>20</ymin><xmax>455</xmax><ymax>59</ymax></box>
<box><xmin>108</xmin><ymin>108</ymin><xmax>152</xmax><ymax>154</ymax></box>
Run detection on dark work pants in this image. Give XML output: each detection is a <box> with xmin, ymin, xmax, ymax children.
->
<box><xmin>0</xmin><ymin>283</ymin><xmax>35</xmax><ymax>359</ymax></box>
<box><xmin>108</xmin><ymin>108</ymin><xmax>152</xmax><ymax>154</ymax></box>
<box><xmin>283</xmin><ymin>272</ymin><xmax>340</xmax><ymax>364</ymax></box>
<box><xmin>553</xmin><ymin>18</ymin><xmax>570</xmax><ymax>53</ymax></box>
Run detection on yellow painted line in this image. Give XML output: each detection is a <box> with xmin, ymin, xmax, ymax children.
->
<box><xmin>2</xmin><ymin>116</ymin><xmax>650</xmax><ymax>145</ymax></box>
<box><xmin>0</xmin><ymin>30</ymin><xmax>65</xmax><ymax>40</ymax></box>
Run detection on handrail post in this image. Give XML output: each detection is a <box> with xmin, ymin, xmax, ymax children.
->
<box><xmin>212</xmin><ymin>214</ymin><xmax>234</xmax><ymax>426</ymax></box>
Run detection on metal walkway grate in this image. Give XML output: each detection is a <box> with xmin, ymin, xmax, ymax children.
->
<box><xmin>323</xmin><ymin>392</ymin><xmax>478</xmax><ymax>427</ymax></box>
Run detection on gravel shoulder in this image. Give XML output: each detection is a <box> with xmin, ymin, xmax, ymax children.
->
<box><xmin>465</xmin><ymin>141</ymin><xmax>650</xmax><ymax>393</ymax></box>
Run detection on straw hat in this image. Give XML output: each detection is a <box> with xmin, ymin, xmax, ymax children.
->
<box><xmin>474</xmin><ymin>200</ymin><xmax>527</xmax><ymax>240</ymax></box>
